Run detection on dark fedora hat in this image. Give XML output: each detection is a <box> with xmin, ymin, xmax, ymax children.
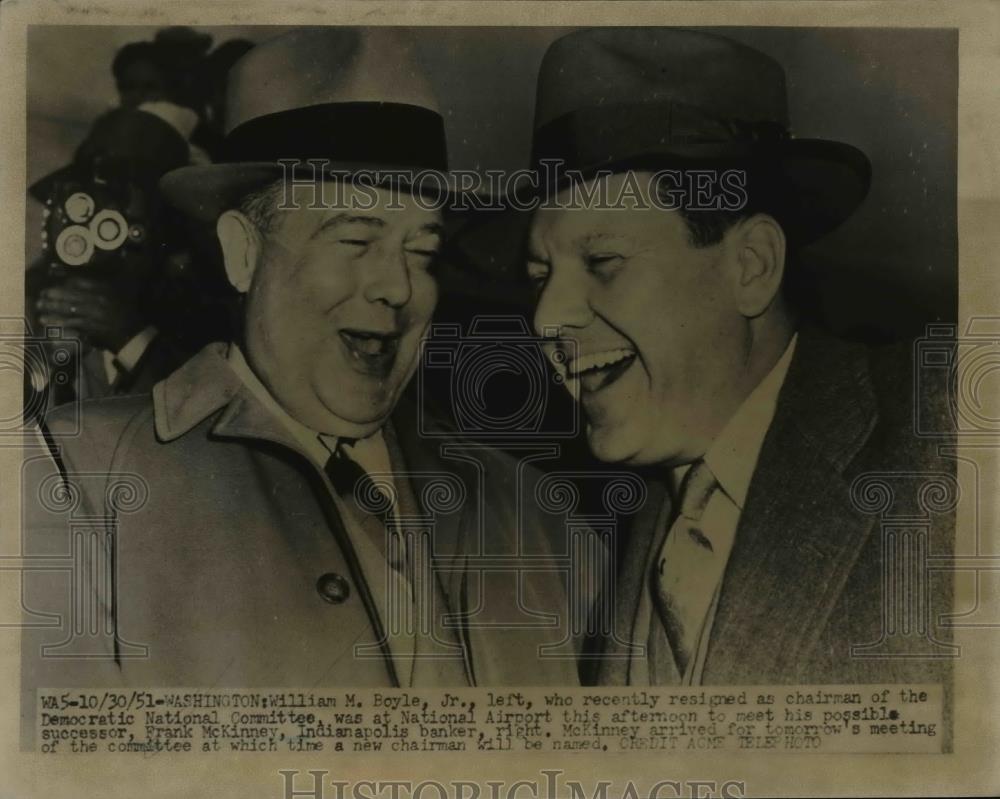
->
<box><xmin>29</xmin><ymin>107</ymin><xmax>189</xmax><ymax>203</ymax></box>
<box><xmin>160</xmin><ymin>27</ymin><xmax>471</xmax><ymax>221</ymax></box>
<box><xmin>529</xmin><ymin>28</ymin><xmax>872</xmax><ymax>243</ymax></box>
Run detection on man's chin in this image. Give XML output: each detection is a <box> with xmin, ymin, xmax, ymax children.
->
<box><xmin>585</xmin><ymin>421</ymin><xmax>640</xmax><ymax>464</ymax></box>
<box><xmin>314</xmin><ymin>385</ymin><xmax>399</xmax><ymax>436</ymax></box>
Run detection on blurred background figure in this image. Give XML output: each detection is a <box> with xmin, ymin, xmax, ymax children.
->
<box><xmin>112</xmin><ymin>28</ymin><xmax>255</xmax><ymax>164</ymax></box>
<box><xmin>24</xmin><ymin>28</ymin><xmax>257</xmax><ymax>422</ymax></box>
<box><xmin>199</xmin><ymin>37</ymin><xmax>255</xmax><ymax>156</ymax></box>
<box><xmin>112</xmin><ymin>40</ymin><xmax>170</xmax><ymax>110</ymax></box>
<box><xmin>25</xmin><ymin>108</ymin><xmax>221</xmax><ymax>417</ymax></box>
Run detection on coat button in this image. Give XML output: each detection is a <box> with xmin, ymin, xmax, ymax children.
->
<box><xmin>316</xmin><ymin>572</ymin><xmax>350</xmax><ymax>604</ymax></box>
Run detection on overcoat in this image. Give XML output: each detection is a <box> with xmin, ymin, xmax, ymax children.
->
<box><xmin>588</xmin><ymin>330</ymin><xmax>956</xmax><ymax>688</ymax></box>
<box><xmin>23</xmin><ymin>343</ymin><xmax>581</xmax><ymax>707</ymax></box>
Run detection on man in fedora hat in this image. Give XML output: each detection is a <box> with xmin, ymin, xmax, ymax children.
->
<box><xmin>23</xmin><ymin>27</ymin><xmax>579</xmax><ymax>702</ymax></box>
<box><xmin>524</xmin><ymin>28</ymin><xmax>954</xmax><ymax>687</ymax></box>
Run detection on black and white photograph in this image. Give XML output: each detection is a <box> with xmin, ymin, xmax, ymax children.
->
<box><xmin>1</xmin><ymin>2</ymin><xmax>997</xmax><ymax>798</ymax></box>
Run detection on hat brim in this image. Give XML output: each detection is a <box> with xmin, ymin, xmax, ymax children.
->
<box><xmin>29</xmin><ymin>164</ymin><xmax>79</xmax><ymax>203</ymax></box>
<box><xmin>160</xmin><ymin>161</ymin><xmax>490</xmax><ymax>223</ymax></box>
<box><xmin>517</xmin><ymin>137</ymin><xmax>872</xmax><ymax>245</ymax></box>
<box><xmin>761</xmin><ymin>138</ymin><xmax>872</xmax><ymax>244</ymax></box>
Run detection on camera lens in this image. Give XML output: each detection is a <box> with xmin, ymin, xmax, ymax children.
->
<box><xmin>90</xmin><ymin>209</ymin><xmax>129</xmax><ymax>250</ymax></box>
<box><xmin>54</xmin><ymin>225</ymin><xmax>94</xmax><ymax>266</ymax></box>
<box><xmin>63</xmin><ymin>192</ymin><xmax>95</xmax><ymax>223</ymax></box>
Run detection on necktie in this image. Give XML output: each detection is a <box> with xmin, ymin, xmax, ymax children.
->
<box><xmin>323</xmin><ymin>445</ymin><xmax>406</xmax><ymax>573</ymax></box>
<box><xmin>648</xmin><ymin>459</ymin><xmax>719</xmax><ymax>682</ymax></box>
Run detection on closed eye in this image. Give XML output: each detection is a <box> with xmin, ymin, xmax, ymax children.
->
<box><xmin>526</xmin><ymin>259</ymin><xmax>550</xmax><ymax>290</ymax></box>
<box><xmin>585</xmin><ymin>253</ymin><xmax>625</xmax><ymax>281</ymax></box>
<box><xmin>404</xmin><ymin>247</ymin><xmax>441</xmax><ymax>275</ymax></box>
<box><xmin>587</xmin><ymin>253</ymin><xmax>622</xmax><ymax>267</ymax></box>
<box><xmin>405</xmin><ymin>237</ymin><xmax>442</xmax><ymax>261</ymax></box>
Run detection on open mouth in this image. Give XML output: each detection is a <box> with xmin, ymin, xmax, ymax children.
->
<box><xmin>559</xmin><ymin>346</ymin><xmax>637</xmax><ymax>396</ymax></box>
<box><xmin>338</xmin><ymin>328</ymin><xmax>401</xmax><ymax>376</ymax></box>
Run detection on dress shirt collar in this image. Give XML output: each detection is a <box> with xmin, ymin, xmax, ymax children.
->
<box><xmin>101</xmin><ymin>324</ymin><xmax>158</xmax><ymax>384</ymax></box>
<box><xmin>227</xmin><ymin>345</ymin><xmax>392</xmax><ymax>474</ymax></box>
<box><xmin>697</xmin><ymin>333</ymin><xmax>798</xmax><ymax>510</ymax></box>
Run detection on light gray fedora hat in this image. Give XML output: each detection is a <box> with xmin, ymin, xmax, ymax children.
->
<box><xmin>161</xmin><ymin>27</ymin><xmax>464</xmax><ymax>221</ymax></box>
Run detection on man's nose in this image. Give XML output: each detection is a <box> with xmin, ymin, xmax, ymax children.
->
<box><xmin>364</xmin><ymin>247</ymin><xmax>413</xmax><ymax>308</ymax></box>
<box><xmin>532</xmin><ymin>269</ymin><xmax>593</xmax><ymax>337</ymax></box>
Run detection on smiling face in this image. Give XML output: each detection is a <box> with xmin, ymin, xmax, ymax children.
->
<box><xmin>234</xmin><ymin>182</ymin><xmax>442</xmax><ymax>436</ymax></box>
<box><xmin>528</xmin><ymin>172</ymin><xmax>754</xmax><ymax>466</ymax></box>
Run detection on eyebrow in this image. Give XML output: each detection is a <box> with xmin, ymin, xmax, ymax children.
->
<box><xmin>526</xmin><ymin>231</ymin><xmax>622</xmax><ymax>262</ymax></box>
<box><xmin>410</xmin><ymin>222</ymin><xmax>445</xmax><ymax>238</ymax></box>
<box><xmin>312</xmin><ymin>214</ymin><xmax>444</xmax><ymax>240</ymax></box>
<box><xmin>580</xmin><ymin>231</ymin><xmax>626</xmax><ymax>247</ymax></box>
<box><xmin>312</xmin><ymin>213</ymin><xmax>385</xmax><ymax>239</ymax></box>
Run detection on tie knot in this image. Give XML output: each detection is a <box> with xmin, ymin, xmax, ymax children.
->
<box><xmin>325</xmin><ymin>446</ymin><xmax>395</xmax><ymax>518</ymax></box>
<box><xmin>677</xmin><ymin>459</ymin><xmax>718</xmax><ymax>521</ymax></box>
<box><xmin>324</xmin><ymin>446</ymin><xmax>367</xmax><ymax>495</ymax></box>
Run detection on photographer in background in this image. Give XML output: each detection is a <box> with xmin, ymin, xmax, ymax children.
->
<box><xmin>26</xmin><ymin>107</ymin><xmax>208</xmax><ymax>413</ymax></box>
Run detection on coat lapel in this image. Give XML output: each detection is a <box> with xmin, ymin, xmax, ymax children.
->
<box><xmin>388</xmin><ymin>398</ymin><xmax>476</xmax><ymax>606</ymax></box>
<box><xmin>593</xmin><ymin>472</ymin><xmax>670</xmax><ymax>685</ymax></box>
<box><xmin>703</xmin><ymin>331</ymin><xmax>880</xmax><ymax>683</ymax></box>
<box><xmin>153</xmin><ymin>344</ymin><xmax>403</xmax><ymax>685</ymax></box>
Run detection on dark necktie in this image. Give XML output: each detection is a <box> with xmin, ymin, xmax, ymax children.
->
<box><xmin>323</xmin><ymin>444</ymin><xmax>406</xmax><ymax>573</ymax></box>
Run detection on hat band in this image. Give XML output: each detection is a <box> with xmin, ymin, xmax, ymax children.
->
<box><xmin>532</xmin><ymin>100</ymin><xmax>790</xmax><ymax>173</ymax></box>
<box><xmin>221</xmin><ymin>102</ymin><xmax>449</xmax><ymax>171</ymax></box>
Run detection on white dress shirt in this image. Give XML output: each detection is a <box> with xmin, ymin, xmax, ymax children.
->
<box><xmin>631</xmin><ymin>334</ymin><xmax>798</xmax><ymax>685</ymax></box>
<box><xmin>227</xmin><ymin>345</ymin><xmax>416</xmax><ymax>685</ymax></box>
<box><xmin>100</xmin><ymin>324</ymin><xmax>158</xmax><ymax>386</ymax></box>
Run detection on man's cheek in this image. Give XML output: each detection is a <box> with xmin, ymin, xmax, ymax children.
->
<box><xmin>410</xmin><ymin>273</ymin><xmax>439</xmax><ymax>315</ymax></box>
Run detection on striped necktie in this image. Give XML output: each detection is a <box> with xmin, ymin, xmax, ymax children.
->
<box><xmin>648</xmin><ymin>458</ymin><xmax>719</xmax><ymax>682</ymax></box>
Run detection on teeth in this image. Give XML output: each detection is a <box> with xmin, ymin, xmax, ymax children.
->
<box><xmin>354</xmin><ymin>337</ymin><xmax>384</xmax><ymax>355</ymax></box>
<box><xmin>341</xmin><ymin>331</ymin><xmax>396</xmax><ymax>356</ymax></box>
<box><xmin>547</xmin><ymin>345</ymin><xmax>635</xmax><ymax>400</ymax></box>
<box><xmin>567</xmin><ymin>347</ymin><xmax>635</xmax><ymax>377</ymax></box>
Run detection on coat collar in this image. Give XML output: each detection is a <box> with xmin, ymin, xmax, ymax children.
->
<box><xmin>153</xmin><ymin>342</ymin><xmax>477</xmax><ymax>682</ymax></box>
<box><xmin>153</xmin><ymin>342</ymin><xmax>475</xmax><ymax>562</ymax></box>
<box><xmin>154</xmin><ymin>343</ymin><xmax>242</xmax><ymax>441</ymax></box>
<box><xmin>702</xmin><ymin>328</ymin><xmax>881</xmax><ymax>681</ymax></box>
<box><xmin>598</xmin><ymin>328</ymin><xmax>880</xmax><ymax>684</ymax></box>
<box><xmin>778</xmin><ymin>327</ymin><xmax>879</xmax><ymax>472</ymax></box>
<box><xmin>153</xmin><ymin>341</ymin><xmax>311</xmax><ymax>459</ymax></box>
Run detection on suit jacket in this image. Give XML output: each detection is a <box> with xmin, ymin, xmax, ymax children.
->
<box><xmin>23</xmin><ymin>343</ymin><xmax>579</xmax><ymax>700</ymax></box>
<box><xmin>24</xmin><ymin>261</ymin><xmax>191</xmax><ymax>413</ymax></box>
<box><xmin>79</xmin><ymin>332</ymin><xmax>189</xmax><ymax>399</ymax></box>
<box><xmin>591</xmin><ymin>329</ymin><xmax>955</xmax><ymax>688</ymax></box>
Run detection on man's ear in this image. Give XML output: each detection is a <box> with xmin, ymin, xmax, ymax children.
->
<box><xmin>216</xmin><ymin>210</ymin><xmax>261</xmax><ymax>294</ymax></box>
<box><xmin>733</xmin><ymin>213</ymin><xmax>786</xmax><ymax>318</ymax></box>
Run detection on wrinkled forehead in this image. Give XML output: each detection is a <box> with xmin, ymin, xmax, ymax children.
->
<box><xmin>530</xmin><ymin>171</ymin><xmax>674</xmax><ymax>250</ymax></box>
<box><xmin>543</xmin><ymin>171</ymin><xmax>659</xmax><ymax>211</ymax></box>
<box><xmin>275</xmin><ymin>179</ymin><xmax>445</xmax><ymax>231</ymax></box>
